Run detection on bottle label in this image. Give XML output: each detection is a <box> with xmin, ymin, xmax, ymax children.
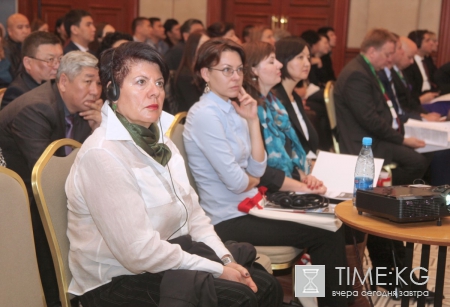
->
<box><xmin>354</xmin><ymin>177</ymin><xmax>374</xmax><ymax>191</ymax></box>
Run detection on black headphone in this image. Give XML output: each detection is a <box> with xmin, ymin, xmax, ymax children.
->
<box><xmin>266</xmin><ymin>191</ymin><xmax>329</xmax><ymax>210</ymax></box>
<box><xmin>106</xmin><ymin>49</ymin><xmax>120</xmax><ymax>102</ymax></box>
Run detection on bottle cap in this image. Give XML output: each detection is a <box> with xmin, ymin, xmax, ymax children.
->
<box><xmin>362</xmin><ymin>137</ymin><xmax>372</xmax><ymax>146</ymax></box>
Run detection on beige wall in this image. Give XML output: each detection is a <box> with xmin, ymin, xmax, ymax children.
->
<box><xmin>139</xmin><ymin>0</ymin><xmax>207</xmax><ymax>25</ymax></box>
<box><xmin>347</xmin><ymin>0</ymin><xmax>441</xmax><ymax>48</ymax></box>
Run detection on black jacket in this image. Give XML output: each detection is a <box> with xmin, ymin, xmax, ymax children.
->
<box><xmin>2</xmin><ymin>70</ymin><xmax>41</xmax><ymax>109</ymax></box>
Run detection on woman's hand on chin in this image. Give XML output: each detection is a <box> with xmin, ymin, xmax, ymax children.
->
<box><xmin>231</xmin><ymin>87</ymin><xmax>258</xmax><ymax>121</ymax></box>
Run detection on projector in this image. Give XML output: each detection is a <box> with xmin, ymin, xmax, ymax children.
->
<box><xmin>356</xmin><ymin>185</ymin><xmax>450</xmax><ymax>225</ymax></box>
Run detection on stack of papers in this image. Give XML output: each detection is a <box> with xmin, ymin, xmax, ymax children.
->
<box><xmin>404</xmin><ymin>119</ymin><xmax>450</xmax><ymax>147</ymax></box>
<box><xmin>310</xmin><ymin>151</ymin><xmax>384</xmax><ymax>200</ymax></box>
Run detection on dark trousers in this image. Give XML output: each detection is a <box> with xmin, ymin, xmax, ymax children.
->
<box><xmin>214</xmin><ymin>215</ymin><xmax>348</xmax><ymax>307</ymax></box>
<box><xmin>29</xmin><ymin>196</ymin><xmax>60</xmax><ymax>306</ymax></box>
<box><xmin>374</xmin><ymin>141</ymin><xmax>429</xmax><ymax>185</ymax></box>
<box><xmin>80</xmin><ymin>267</ymin><xmax>282</xmax><ymax>307</ymax></box>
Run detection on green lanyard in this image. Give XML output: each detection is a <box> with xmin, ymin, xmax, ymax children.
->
<box><xmin>361</xmin><ymin>54</ymin><xmax>385</xmax><ymax>94</ymax></box>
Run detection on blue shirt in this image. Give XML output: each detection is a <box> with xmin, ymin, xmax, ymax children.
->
<box><xmin>183</xmin><ymin>91</ymin><xmax>267</xmax><ymax>225</ymax></box>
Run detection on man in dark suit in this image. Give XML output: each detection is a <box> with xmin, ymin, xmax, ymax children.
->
<box><xmin>63</xmin><ymin>9</ymin><xmax>96</xmax><ymax>54</ymax></box>
<box><xmin>0</xmin><ymin>51</ymin><xmax>102</xmax><ymax>307</ymax></box>
<box><xmin>3</xmin><ymin>13</ymin><xmax>31</xmax><ymax>81</ymax></box>
<box><xmin>403</xmin><ymin>30</ymin><xmax>439</xmax><ymax>104</ymax></box>
<box><xmin>334</xmin><ymin>28</ymin><xmax>428</xmax><ymax>186</ymax></box>
<box><xmin>387</xmin><ymin>36</ymin><xmax>441</xmax><ymax>122</ymax></box>
<box><xmin>2</xmin><ymin>31</ymin><xmax>63</xmax><ymax>109</ymax></box>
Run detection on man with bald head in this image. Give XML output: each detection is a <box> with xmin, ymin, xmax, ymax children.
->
<box><xmin>3</xmin><ymin>13</ymin><xmax>31</xmax><ymax>79</ymax></box>
<box><xmin>391</xmin><ymin>37</ymin><xmax>441</xmax><ymax>122</ymax></box>
<box><xmin>378</xmin><ymin>35</ymin><xmax>441</xmax><ymax>123</ymax></box>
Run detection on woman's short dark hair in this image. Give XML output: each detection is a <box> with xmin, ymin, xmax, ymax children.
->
<box><xmin>99</xmin><ymin>41</ymin><xmax>169</xmax><ymax>94</ymax></box>
<box><xmin>193</xmin><ymin>38</ymin><xmax>245</xmax><ymax>89</ymax></box>
<box><xmin>300</xmin><ymin>30</ymin><xmax>320</xmax><ymax>46</ymax></box>
<box><xmin>275</xmin><ymin>37</ymin><xmax>309</xmax><ymax>80</ymax></box>
<box><xmin>98</xmin><ymin>32</ymin><xmax>133</xmax><ymax>58</ymax></box>
<box><xmin>206</xmin><ymin>22</ymin><xmax>235</xmax><ymax>38</ymax></box>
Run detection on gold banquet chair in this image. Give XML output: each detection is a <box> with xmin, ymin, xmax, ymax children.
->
<box><xmin>32</xmin><ymin>139</ymin><xmax>81</xmax><ymax>307</ymax></box>
<box><xmin>0</xmin><ymin>166</ymin><xmax>46</xmax><ymax>307</ymax></box>
<box><xmin>324</xmin><ymin>81</ymin><xmax>340</xmax><ymax>153</ymax></box>
<box><xmin>167</xmin><ymin>112</ymin><xmax>303</xmax><ymax>274</ymax></box>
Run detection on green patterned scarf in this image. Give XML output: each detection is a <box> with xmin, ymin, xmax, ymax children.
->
<box><xmin>116</xmin><ymin>112</ymin><xmax>172</xmax><ymax>166</ymax></box>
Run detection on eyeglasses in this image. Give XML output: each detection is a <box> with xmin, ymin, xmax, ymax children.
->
<box><xmin>28</xmin><ymin>56</ymin><xmax>62</xmax><ymax>66</ymax></box>
<box><xmin>209</xmin><ymin>66</ymin><xmax>245</xmax><ymax>77</ymax></box>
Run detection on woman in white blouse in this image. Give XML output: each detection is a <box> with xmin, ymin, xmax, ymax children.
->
<box><xmin>65</xmin><ymin>42</ymin><xmax>281</xmax><ymax>307</ymax></box>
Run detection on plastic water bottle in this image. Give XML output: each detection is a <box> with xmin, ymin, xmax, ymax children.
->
<box><xmin>353</xmin><ymin>137</ymin><xmax>375</xmax><ymax>205</ymax></box>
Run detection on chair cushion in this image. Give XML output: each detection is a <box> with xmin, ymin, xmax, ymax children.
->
<box><xmin>254</xmin><ymin>246</ymin><xmax>302</xmax><ymax>264</ymax></box>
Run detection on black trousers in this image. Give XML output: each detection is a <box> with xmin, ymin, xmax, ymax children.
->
<box><xmin>374</xmin><ymin>140</ymin><xmax>429</xmax><ymax>186</ymax></box>
<box><xmin>80</xmin><ymin>267</ymin><xmax>282</xmax><ymax>307</ymax></box>
<box><xmin>214</xmin><ymin>215</ymin><xmax>348</xmax><ymax>307</ymax></box>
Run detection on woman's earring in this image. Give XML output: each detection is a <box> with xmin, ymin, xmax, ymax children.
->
<box><xmin>112</xmin><ymin>103</ymin><xmax>117</xmax><ymax>113</ymax></box>
<box><xmin>204</xmin><ymin>82</ymin><xmax>210</xmax><ymax>94</ymax></box>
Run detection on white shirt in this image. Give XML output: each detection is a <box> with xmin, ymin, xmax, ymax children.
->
<box><xmin>72</xmin><ymin>41</ymin><xmax>89</xmax><ymax>52</ymax></box>
<box><xmin>66</xmin><ymin>103</ymin><xmax>229</xmax><ymax>295</ymax></box>
<box><xmin>414</xmin><ymin>54</ymin><xmax>431</xmax><ymax>92</ymax></box>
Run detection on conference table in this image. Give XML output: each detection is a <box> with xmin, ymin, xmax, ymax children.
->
<box><xmin>335</xmin><ymin>200</ymin><xmax>450</xmax><ymax>307</ymax></box>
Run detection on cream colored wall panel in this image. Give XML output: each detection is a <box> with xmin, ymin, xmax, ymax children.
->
<box><xmin>173</xmin><ymin>0</ymin><xmax>207</xmax><ymax>26</ymax></box>
<box><xmin>347</xmin><ymin>0</ymin><xmax>442</xmax><ymax>48</ymax></box>
<box><xmin>367</xmin><ymin>0</ymin><xmax>419</xmax><ymax>37</ymax></box>
<box><xmin>139</xmin><ymin>0</ymin><xmax>174</xmax><ymax>20</ymax></box>
<box><xmin>418</xmin><ymin>0</ymin><xmax>441</xmax><ymax>35</ymax></box>
<box><xmin>139</xmin><ymin>0</ymin><xmax>207</xmax><ymax>26</ymax></box>
<box><xmin>347</xmin><ymin>0</ymin><xmax>370</xmax><ymax>48</ymax></box>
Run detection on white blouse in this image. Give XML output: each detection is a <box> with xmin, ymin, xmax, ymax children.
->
<box><xmin>66</xmin><ymin>103</ymin><xmax>229</xmax><ymax>295</ymax></box>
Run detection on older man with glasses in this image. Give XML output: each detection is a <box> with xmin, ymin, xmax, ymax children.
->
<box><xmin>0</xmin><ymin>51</ymin><xmax>102</xmax><ymax>307</ymax></box>
<box><xmin>2</xmin><ymin>31</ymin><xmax>63</xmax><ymax>109</ymax></box>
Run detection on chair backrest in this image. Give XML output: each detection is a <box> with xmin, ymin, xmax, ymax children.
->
<box><xmin>32</xmin><ymin>139</ymin><xmax>81</xmax><ymax>307</ymax></box>
<box><xmin>324</xmin><ymin>81</ymin><xmax>340</xmax><ymax>153</ymax></box>
<box><xmin>0</xmin><ymin>167</ymin><xmax>46</xmax><ymax>307</ymax></box>
<box><xmin>0</xmin><ymin>87</ymin><xmax>6</xmax><ymax>108</ymax></box>
<box><xmin>167</xmin><ymin>112</ymin><xmax>198</xmax><ymax>193</ymax></box>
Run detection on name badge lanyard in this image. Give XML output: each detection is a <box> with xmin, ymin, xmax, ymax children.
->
<box><xmin>362</xmin><ymin>55</ymin><xmax>402</xmax><ymax>133</ymax></box>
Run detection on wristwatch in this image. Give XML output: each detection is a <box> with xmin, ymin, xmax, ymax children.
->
<box><xmin>221</xmin><ymin>254</ymin><xmax>236</xmax><ymax>266</ymax></box>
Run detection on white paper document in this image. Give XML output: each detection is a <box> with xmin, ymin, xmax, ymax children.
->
<box><xmin>404</xmin><ymin>119</ymin><xmax>450</xmax><ymax>147</ymax></box>
<box><xmin>311</xmin><ymin>151</ymin><xmax>384</xmax><ymax>200</ymax></box>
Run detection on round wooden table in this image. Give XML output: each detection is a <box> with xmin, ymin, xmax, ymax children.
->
<box><xmin>335</xmin><ymin>200</ymin><xmax>450</xmax><ymax>307</ymax></box>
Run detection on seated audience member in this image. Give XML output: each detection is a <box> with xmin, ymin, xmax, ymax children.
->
<box><xmin>272</xmin><ymin>28</ymin><xmax>291</xmax><ymax>42</ymax></box>
<box><xmin>243</xmin><ymin>40</ymin><xmax>323</xmax><ymax>193</ymax></box>
<box><xmin>131</xmin><ymin>17</ymin><xmax>152</xmax><ymax>43</ymax></box>
<box><xmin>334</xmin><ymin>28</ymin><xmax>428</xmax><ymax>185</ymax></box>
<box><xmin>435</xmin><ymin>61</ymin><xmax>450</xmax><ymax>95</ymax></box>
<box><xmin>300</xmin><ymin>30</ymin><xmax>334</xmax><ymax>151</ymax></box>
<box><xmin>88</xmin><ymin>22</ymin><xmax>115</xmax><ymax>56</ymax></box>
<box><xmin>300</xmin><ymin>30</ymin><xmax>330</xmax><ymax>87</ymax></box>
<box><xmin>247</xmin><ymin>25</ymin><xmax>275</xmax><ymax>46</ymax></box>
<box><xmin>67</xmin><ymin>41</ymin><xmax>281</xmax><ymax>307</ymax></box>
<box><xmin>164</xmin><ymin>18</ymin><xmax>181</xmax><ymax>48</ymax></box>
<box><xmin>0</xmin><ymin>51</ymin><xmax>102</xmax><ymax>307</ymax></box>
<box><xmin>0</xmin><ymin>27</ymin><xmax>13</xmax><ymax>88</ymax></box>
<box><xmin>173</xmin><ymin>31</ymin><xmax>209</xmax><ymax>112</ymax></box>
<box><xmin>404</xmin><ymin>30</ymin><xmax>439</xmax><ymax>103</ymax></box>
<box><xmin>183</xmin><ymin>38</ymin><xmax>348</xmax><ymax>307</ymax></box>
<box><xmin>97</xmin><ymin>31</ymin><xmax>133</xmax><ymax>58</ymax></box>
<box><xmin>54</xmin><ymin>17</ymin><xmax>67</xmax><ymax>45</ymax></box>
<box><xmin>31</xmin><ymin>18</ymin><xmax>49</xmax><ymax>32</ymax></box>
<box><xmin>2</xmin><ymin>31</ymin><xmax>62</xmax><ymax>108</ymax></box>
<box><xmin>4</xmin><ymin>13</ymin><xmax>31</xmax><ymax>79</ymax></box>
<box><xmin>207</xmin><ymin>22</ymin><xmax>241</xmax><ymax>44</ymax></box>
<box><xmin>63</xmin><ymin>9</ymin><xmax>96</xmax><ymax>54</ymax></box>
<box><xmin>242</xmin><ymin>24</ymin><xmax>254</xmax><ymax>43</ymax></box>
<box><xmin>165</xmin><ymin>18</ymin><xmax>204</xmax><ymax>70</ymax></box>
<box><xmin>148</xmin><ymin>17</ymin><xmax>169</xmax><ymax>55</ymax></box>
<box><xmin>317</xmin><ymin>26</ymin><xmax>337</xmax><ymax>81</ymax></box>
<box><xmin>378</xmin><ymin>36</ymin><xmax>441</xmax><ymax>122</ymax></box>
